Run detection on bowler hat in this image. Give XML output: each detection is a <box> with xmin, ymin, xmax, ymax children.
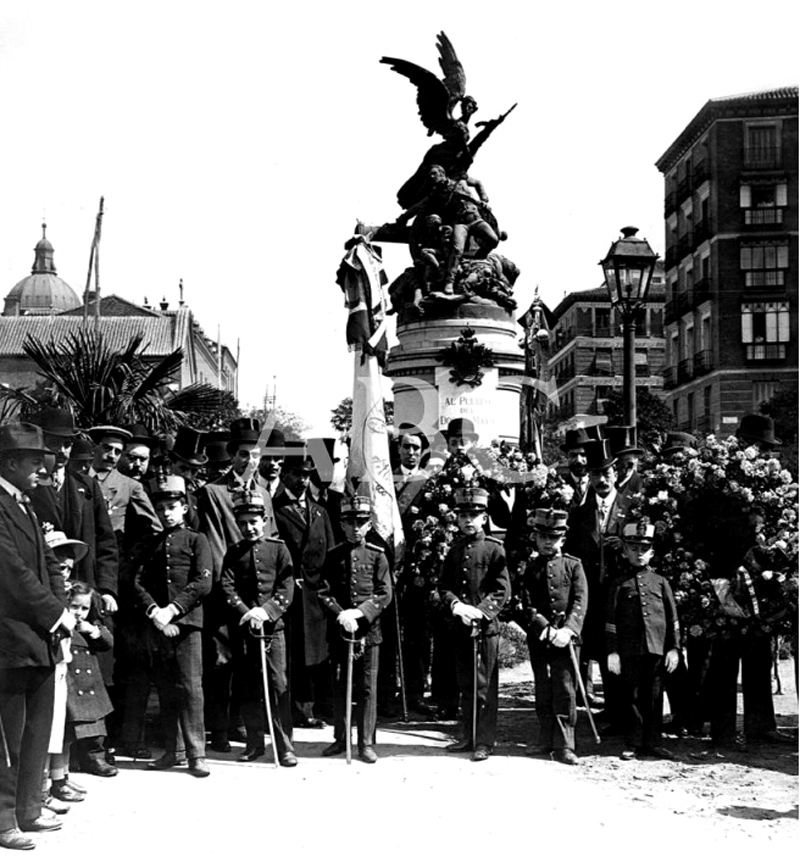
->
<box><xmin>661</xmin><ymin>432</ymin><xmax>698</xmax><ymax>457</ymax></box>
<box><xmin>560</xmin><ymin>425</ymin><xmax>602</xmax><ymax>452</ymax></box>
<box><xmin>532</xmin><ymin>508</ymin><xmax>569</xmax><ymax>532</ymax></box>
<box><xmin>44</xmin><ymin>530</ymin><xmax>89</xmax><ymax>562</ymax></box>
<box><xmin>282</xmin><ymin>440</ymin><xmax>314</xmax><ymax>473</ymax></box>
<box><xmin>70</xmin><ymin>437</ymin><xmax>95</xmax><ymax>461</ymax></box>
<box><xmin>584</xmin><ymin>440</ymin><xmax>616</xmax><ymax>470</ymax></box>
<box><xmin>445</xmin><ymin>418</ymin><xmax>479</xmax><ymax>441</ymax></box>
<box><xmin>622</xmin><ymin>519</ymin><xmax>655</xmax><ymax>545</ymax></box>
<box><xmin>38</xmin><ymin>408</ymin><xmax>80</xmax><ymax>439</ymax></box>
<box><xmin>171</xmin><ymin>427</ymin><xmax>208</xmax><ymax>467</ymax></box>
<box><xmin>122</xmin><ymin>424</ymin><xmax>155</xmax><ymax>449</ymax></box>
<box><xmin>0</xmin><ymin>422</ymin><xmax>50</xmax><ymax>454</ymax></box>
<box><xmin>454</xmin><ymin>487</ymin><xmax>489</xmax><ymax>511</ymax></box>
<box><xmin>149</xmin><ymin>475</ymin><xmax>187</xmax><ymax>501</ymax></box>
<box><xmin>341</xmin><ymin>495</ymin><xmax>372</xmax><ymax>519</ymax></box>
<box><xmin>227</xmin><ymin>418</ymin><xmax>261</xmax><ymax>454</ymax></box>
<box><xmin>604</xmin><ymin>425</ymin><xmax>644</xmax><ymax>457</ymax></box>
<box><xmin>87</xmin><ymin>425</ymin><xmax>133</xmax><ymax>445</ymax></box>
<box><xmin>736</xmin><ymin>413</ymin><xmax>782</xmax><ymax>447</ymax></box>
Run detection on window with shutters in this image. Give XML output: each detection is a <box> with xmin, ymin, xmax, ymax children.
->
<box><xmin>740</xmin><ymin>242</ymin><xmax>789</xmax><ymax>288</ymax></box>
<box><xmin>741</xmin><ymin>301</ymin><xmax>790</xmax><ymax>360</ymax></box>
<box><xmin>744</xmin><ymin>124</ymin><xmax>780</xmax><ymax>167</ymax></box>
<box><xmin>740</xmin><ymin>182</ymin><xmax>787</xmax><ymax>225</ymax></box>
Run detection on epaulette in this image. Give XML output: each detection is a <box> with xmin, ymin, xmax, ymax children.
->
<box><xmin>485</xmin><ymin>536</ymin><xmax>503</xmax><ymax>545</ymax></box>
<box><xmin>562</xmin><ymin>552</ymin><xmax>580</xmax><ymax>561</ymax></box>
<box><xmin>264</xmin><ymin>536</ymin><xmax>284</xmax><ymax>544</ymax></box>
<box><xmin>366</xmin><ymin>543</ymin><xmax>385</xmax><ymax>553</ymax></box>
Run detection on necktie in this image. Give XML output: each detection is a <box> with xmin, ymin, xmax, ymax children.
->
<box><xmin>52</xmin><ymin>468</ymin><xmax>64</xmax><ymax>492</ymax></box>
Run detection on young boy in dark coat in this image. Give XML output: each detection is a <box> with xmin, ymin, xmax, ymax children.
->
<box><xmin>220</xmin><ymin>490</ymin><xmax>296</xmax><ymax>766</ymax></box>
<box><xmin>134</xmin><ymin>476</ymin><xmax>213</xmax><ymax>778</ymax></box>
<box><xmin>606</xmin><ymin>520</ymin><xmax>680</xmax><ymax>760</ymax></box>
<box><xmin>520</xmin><ymin>508</ymin><xmax>587</xmax><ymax>765</ymax></box>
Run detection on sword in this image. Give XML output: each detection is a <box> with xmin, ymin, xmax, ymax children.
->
<box><xmin>393</xmin><ymin>579</ymin><xmax>409</xmax><ymax>722</ymax></box>
<box><xmin>344</xmin><ymin>629</ymin><xmax>356</xmax><ymax>765</ymax></box>
<box><xmin>568</xmin><ymin>639</ymin><xmax>600</xmax><ymax>745</ymax></box>
<box><xmin>250</xmin><ymin>625</ymin><xmax>279</xmax><ymax>768</ymax></box>
<box><xmin>471</xmin><ymin>619</ymin><xmax>481</xmax><ymax>749</ymax></box>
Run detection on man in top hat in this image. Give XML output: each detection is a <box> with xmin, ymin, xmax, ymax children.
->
<box><xmin>520</xmin><ymin>508</ymin><xmax>587</xmax><ymax>764</ymax></box>
<box><xmin>257</xmin><ymin>429</ymin><xmax>287</xmax><ymax>500</ymax></box>
<box><xmin>659</xmin><ymin>432</ymin><xmax>698</xmax><ymax>462</ymax></box>
<box><xmin>306</xmin><ymin>437</ymin><xmax>344</xmax><ymax>539</ymax></box>
<box><xmin>565</xmin><ymin>439</ymin><xmax>629</xmax><ymax>726</ymax></box>
<box><xmin>273</xmin><ymin>444</ymin><xmax>336</xmax><ymax>728</ymax></box>
<box><xmin>118</xmin><ymin>425</ymin><xmax>154</xmax><ymax>483</ymax></box>
<box><xmin>560</xmin><ymin>425</ymin><xmax>602</xmax><ymax>511</ymax></box>
<box><xmin>0</xmin><ymin>423</ymin><xmax>75</xmax><ymax>847</ymax></box>
<box><xmin>319</xmin><ymin>496</ymin><xmax>392</xmax><ymax>763</ymax></box>
<box><xmin>439</xmin><ymin>488</ymin><xmax>510</xmax><ymax>761</ymax></box>
<box><xmin>194</xmin><ymin>417</ymin><xmax>278</xmax><ymax>752</ymax></box>
<box><xmin>605</xmin><ymin>425</ymin><xmax>645</xmax><ymax>498</ymax></box>
<box><xmin>169</xmin><ymin>427</ymin><xmax>208</xmax><ymax>491</ymax></box>
<box><xmin>205</xmin><ymin>440</ymin><xmax>231</xmax><ymax>483</ymax></box>
<box><xmin>736</xmin><ymin>413</ymin><xmax>782</xmax><ymax>453</ymax></box>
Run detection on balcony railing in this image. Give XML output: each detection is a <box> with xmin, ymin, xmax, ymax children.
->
<box><xmin>677</xmin><ymin>233</ymin><xmax>693</xmax><ymax>261</ymax></box>
<box><xmin>664</xmin><ymin>246</ymin><xmax>677</xmax><ymax>269</ymax></box>
<box><xmin>594</xmin><ymin>326</ymin><xmax>613</xmax><ymax>338</ymax></box>
<box><xmin>693</xmin><ymin>220</ymin><xmax>710</xmax><ymax>246</ymax></box>
<box><xmin>664</xmin><ymin>190</ymin><xmax>678</xmax><ymax>216</ymax></box>
<box><xmin>693</xmin><ymin>277</ymin><xmax>711</xmax><ymax>306</ymax></box>
<box><xmin>665</xmin><ymin>291</ymin><xmax>691</xmax><ymax>324</ymax></box>
<box><xmin>693</xmin><ymin>160</ymin><xmax>710</xmax><ymax>185</ymax></box>
<box><xmin>694</xmin><ymin>349</ymin><xmax>713</xmax><ymax>376</ymax></box>
<box><xmin>677</xmin><ymin>175</ymin><xmax>692</xmax><ymax>201</ymax></box>
<box><xmin>663</xmin><ymin>365</ymin><xmax>678</xmax><ymax>390</ymax></box>
<box><xmin>677</xmin><ymin>357</ymin><xmax>694</xmax><ymax>384</ymax></box>
<box><xmin>744</xmin><ymin>147</ymin><xmax>782</xmax><ymax>168</ymax></box>
<box><xmin>746</xmin><ymin>343</ymin><xmax>787</xmax><ymax>361</ymax></box>
<box><xmin>745</xmin><ymin>208</ymin><xmax>784</xmax><ymax>226</ymax></box>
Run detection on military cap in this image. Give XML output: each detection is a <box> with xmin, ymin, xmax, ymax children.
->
<box><xmin>149</xmin><ymin>475</ymin><xmax>187</xmax><ymax>501</ymax></box>
<box><xmin>341</xmin><ymin>495</ymin><xmax>372</xmax><ymax>519</ymax></box>
<box><xmin>454</xmin><ymin>487</ymin><xmax>489</xmax><ymax>511</ymax></box>
<box><xmin>532</xmin><ymin>508</ymin><xmax>569</xmax><ymax>532</ymax></box>
<box><xmin>233</xmin><ymin>490</ymin><xmax>266</xmax><ymax>516</ymax></box>
<box><xmin>622</xmin><ymin>519</ymin><xmax>655</xmax><ymax>545</ymax></box>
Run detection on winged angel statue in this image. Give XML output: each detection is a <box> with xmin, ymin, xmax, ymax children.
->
<box><xmin>375</xmin><ymin>33</ymin><xmax>519</xmax><ymax>322</ymax></box>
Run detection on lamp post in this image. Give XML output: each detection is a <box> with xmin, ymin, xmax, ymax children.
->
<box><xmin>599</xmin><ymin>227</ymin><xmax>659</xmax><ymax>429</ymax></box>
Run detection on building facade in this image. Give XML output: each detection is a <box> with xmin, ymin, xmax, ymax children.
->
<box><xmin>546</xmin><ymin>266</ymin><xmax>666</xmax><ymax>422</ymax></box>
<box><xmin>656</xmin><ymin>88</ymin><xmax>798</xmax><ymax>436</ymax></box>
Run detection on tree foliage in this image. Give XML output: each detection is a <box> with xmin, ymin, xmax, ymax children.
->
<box><xmin>245</xmin><ymin>406</ymin><xmax>309</xmax><ymax>441</ymax></box>
<box><xmin>602</xmin><ymin>388</ymin><xmax>675</xmax><ymax>450</ymax></box>
<box><xmin>330</xmin><ymin>397</ymin><xmax>394</xmax><ymax>438</ymax></box>
<box><xmin>760</xmin><ymin>380</ymin><xmax>799</xmax><ymax>476</ymax></box>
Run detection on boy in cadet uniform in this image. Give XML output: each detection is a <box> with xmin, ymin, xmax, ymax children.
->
<box><xmin>220</xmin><ymin>491</ymin><xmax>297</xmax><ymax>767</ymax></box>
<box><xmin>520</xmin><ymin>508</ymin><xmax>587</xmax><ymax>765</ymax></box>
<box><xmin>606</xmin><ymin>519</ymin><xmax>680</xmax><ymax>760</ymax></box>
<box><xmin>319</xmin><ymin>497</ymin><xmax>392</xmax><ymax>764</ymax></box>
<box><xmin>134</xmin><ymin>476</ymin><xmax>213</xmax><ymax>778</ymax></box>
<box><xmin>439</xmin><ymin>488</ymin><xmax>511</xmax><ymax>762</ymax></box>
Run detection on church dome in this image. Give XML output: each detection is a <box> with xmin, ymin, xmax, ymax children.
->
<box><xmin>3</xmin><ymin>224</ymin><xmax>82</xmax><ymax>316</ymax></box>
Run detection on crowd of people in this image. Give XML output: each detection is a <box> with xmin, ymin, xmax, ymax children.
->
<box><xmin>0</xmin><ymin>407</ymin><xmax>795</xmax><ymax>849</ymax></box>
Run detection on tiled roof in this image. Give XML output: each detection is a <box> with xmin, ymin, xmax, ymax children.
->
<box><xmin>0</xmin><ymin>315</ymin><xmax>178</xmax><ymax>356</ymax></box>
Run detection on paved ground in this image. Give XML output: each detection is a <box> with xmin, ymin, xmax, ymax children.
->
<box><xmin>30</xmin><ymin>661</ymin><xmax>798</xmax><ymax>856</ymax></box>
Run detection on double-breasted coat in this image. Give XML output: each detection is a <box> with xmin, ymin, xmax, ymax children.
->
<box><xmin>67</xmin><ymin>623</ymin><xmax>114</xmax><ymax>727</ymax></box>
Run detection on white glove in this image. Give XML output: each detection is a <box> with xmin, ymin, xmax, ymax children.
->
<box><xmin>152</xmin><ymin>604</ymin><xmax>178</xmax><ymax>630</ymax></box>
<box><xmin>607</xmin><ymin>652</ymin><xmax>621</xmax><ymax>675</ymax></box>
<box><xmin>452</xmin><ymin>602</ymin><xmax>484</xmax><ymax>626</ymax></box>
<box><xmin>240</xmin><ymin>606</ymin><xmax>269</xmax><ymax>628</ymax></box>
<box><xmin>101</xmin><ymin>593</ymin><xmax>118</xmax><ymax>614</ymax></box>
<box><xmin>551</xmin><ymin>627</ymin><xmax>573</xmax><ymax>648</ymax></box>
<box><xmin>337</xmin><ymin>609</ymin><xmax>364</xmax><ymax>634</ymax></box>
<box><xmin>664</xmin><ymin>649</ymin><xmax>679</xmax><ymax>673</ymax></box>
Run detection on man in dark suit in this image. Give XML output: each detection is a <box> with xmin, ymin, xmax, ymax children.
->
<box><xmin>273</xmin><ymin>448</ymin><xmax>335</xmax><ymax>728</ymax></box>
<box><xmin>605</xmin><ymin>426</ymin><xmax>645</xmax><ymax>498</ymax></box>
<box><xmin>565</xmin><ymin>439</ymin><xmax>629</xmax><ymax>729</ymax></box>
<box><xmin>0</xmin><ymin>423</ymin><xmax>74</xmax><ymax>849</ymax></box>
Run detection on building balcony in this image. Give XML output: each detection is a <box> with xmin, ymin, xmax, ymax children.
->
<box><xmin>664</xmin><ymin>292</ymin><xmax>691</xmax><ymax>325</ymax></box>
<box><xmin>743</xmin><ymin>147</ymin><xmax>782</xmax><ymax>169</ymax></box>
<box><xmin>664</xmin><ymin>190</ymin><xmax>678</xmax><ymax>216</ymax></box>
<box><xmin>593</xmin><ymin>326</ymin><xmax>614</xmax><ymax>338</ymax></box>
<box><xmin>677</xmin><ymin>357</ymin><xmax>694</xmax><ymax>384</ymax></box>
<box><xmin>693</xmin><ymin>277</ymin><xmax>711</xmax><ymax>306</ymax></box>
<box><xmin>677</xmin><ymin>175</ymin><xmax>692</xmax><ymax>201</ymax></box>
<box><xmin>744</xmin><ymin>208</ymin><xmax>784</xmax><ymax>226</ymax></box>
<box><xmin>745</xmin><ymin>343</ymin><xmax>787</xmax><ymax>361</ymax></box>
<box><xmin>676</xmin><ymin>233</ymin><xmax>693</xmax><ymax>261</ymax></box>
<box><xmin>662</xmin><ymin>365</ymin><xmax>677</xmax><ymax>390</ymax></box>
<box><xmin>693</xmin><ymin>160</ymin><xmax>710</xmax><ymax>185</ymax></box>
<box><xmin>664</xmin><ymin>246</ymin><xmax>677</xmax><ymax>269</ymax></box>
<box><xmin>693</xmin><ymin>220</ymin><xmax>710</xmax><ymax>247</ymax></box>
<box><xmin>694</xmin><ymin>349</ymin><xmax>713</xmax><ymax>376</ymax></box>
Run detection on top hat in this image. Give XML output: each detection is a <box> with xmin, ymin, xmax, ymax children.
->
<box><xmin>560</xmin><ymin>425</ymin><xmax>602</xmax><ymax>452</ymax></box>
<box><xmin>122</xmin><ymin>424</ymin><xmax>155</xmax><ymax>448</ymax></box>
<box><xmin>44</xmin><ymin>529</ymin><xmax>89</xmax><ymax>562</ymax></box>
<box><xmin>260</xmin><ymin>428</ymin><xmax>287</xmax><ymax>458</ymax></box>
<box><xmin>584</xmin><ymin>439</ymin><xmax>616</xmax><ymax>470</ymax></box>
<box><xmin>445</xmin><ymin>418</ymin><xmax>479</xmax><ymax>441</ymax></box>
<box><xmin>149</xmin><ymin>475</ymin><xmax>187</xmax><ymax>500</ymax></box>
<box><xmin>282</xmin><ymin>441</ymin><xmax>315</xmax><ymax>473</ymax></box>
<box><xmin>233</xmin><ymin>489</ymin><xmax>266</xmax><ymax>516</ymax></box>
<box><xmin>37</xmin><ymin>408</ymin><xmax>80</xmax><ymax>439</ymax></box>
<box><xmin>206</xmin><ymin>429</ymin><xmax>231</xmax><ymax>444</ymax></box>
<box><xmin>170</xmin><ymin>427</ymin><xmax>208</xmax><ymax>467</ymax></box>
<box><xmin>70</xmin><ymin>437</ymin><xmax>95</xmax><ymax>461</ymax></box>
<box><xmin>661</xmin><ymin>432</ymin><xmax>698</xmax><ymax>457</ymax></box>
<box><xmin>205</xmin><ymin>440</ymin><xmax>231</xmax><ymax>466</ymax></box>
<box><xmin>227</xmin><ymin>418</ymin><xmax>261</xmax><ymax>454</ymax></box>
<box><xmin>341</xmin><ymin>495</ymin><xmax>372</xmax><ymax>519</ymax></box>
<box><xmin>87</xmin><ymin>425</ymin><xmax>133</xmax><ymax>445</ymax></box>
<box><xmin>532</xmin><ymin>508</ymin><xmax>569</xmax><ymax>532</ymax></box>
<box><xmin>454</xmin><ymin>487</ymin><xmax>489</xmax><ymax>511</ymax></box>
<box><xmin>0</xmin><ymin>422</ymin><xmax>49</xmax><ymax>454</ymax></box>
<box><xmin>736</xmin><ymin>413</ymin><xmax>782</xmax><ymax>447</ymax></box>
<box><xmin>604</xmin><ymin>425</ymin><xmax>644</xmax><ymax>457</ymax></box>
<box><xmin>622</xmin><ymin>519</ymin><xmax>655</xmax><ymax>545</ymax></box>
<box><xmin>397</xmin><ymin>423</ymin><xmax>430</xmax><ymax>451</ymax></box>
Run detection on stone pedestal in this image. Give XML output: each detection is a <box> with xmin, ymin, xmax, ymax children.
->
<box><xmin>385</xmin><ymin>302</ymin><xmax>524</xmax><ymax>444</ymax></box>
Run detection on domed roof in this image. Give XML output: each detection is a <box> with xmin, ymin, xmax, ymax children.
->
<box><xmin>3</xmin><ymin>224</ymin><xmax>82</xmax><ymax>316</ymax></box>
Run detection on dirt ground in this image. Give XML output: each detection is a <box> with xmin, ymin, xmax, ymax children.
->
<box><xmin>32</xmin><ymin>659</ymin><xmax>797</xmax><ymax>856</ymax></box>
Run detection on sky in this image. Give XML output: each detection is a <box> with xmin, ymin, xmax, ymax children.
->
<box><xmin>0</xmin><ymin>0</ymin><xmax>797</xmax><ymax>435</ymax></box>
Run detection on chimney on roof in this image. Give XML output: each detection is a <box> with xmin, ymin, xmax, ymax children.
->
<box><xmin>179</xmin><ymin>278</ymin><xmax>185</xmax><ymax>307</ymax></box>
<box><xmin>160</xmin><ymin>297</ymin><xmax>169</xmax><ymax>311</ymax></box>
<box><xmin>143</xmin><ymin>296</ymin><xmax>150</xmax><ymax>307</ymax></box>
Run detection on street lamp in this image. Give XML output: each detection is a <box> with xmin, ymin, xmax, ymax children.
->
<box><xmin>599</xmin><ymin>226</ymin><xmax>659</xmax><ymax>428</ymax></box>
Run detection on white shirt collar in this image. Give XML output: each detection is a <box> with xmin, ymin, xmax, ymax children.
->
<box><xmin>0</xmin><ymin>475</ymin><xmax>24</xmax><ymax>502</ymax></box>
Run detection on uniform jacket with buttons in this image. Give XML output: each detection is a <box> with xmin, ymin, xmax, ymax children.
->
<box><xmin>91</xmin><ymin>467</ymin><xmax>162</xmax><ymax>547</ymax></box>
<box><xmin>520</xmin><ymin>552</ymin><xmax>587</xmax><ymax>641</ymax></box>
<box><xmin>440</xmin><ymin>532</ymin><xmax>511</xmax><ymax>637</ymax></box>
<box><xmin>134</xmin><ymin>525</ymin><xmax>213</xmax><ymax>630</ymax></box>
<box><xmin>220</xmin><ymin>536</ymin><xmax>294</xmax><ymax>630</ymax></box>
<box><xmin>605</xmin><ymin>566</ymin><xmax>680</xmax><ymax>658</ymax></box>
<box><xmin>319</xmin><ymin>541</ymin><xmax>392</xmax><ymax>645</ymax></box>
<box><xmin>67</xmin><ymin>622</ymin><xmax>114</xmax><ymax>723</ymax></box>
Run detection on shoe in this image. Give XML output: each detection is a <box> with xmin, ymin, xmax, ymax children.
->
<box><xmin>358</xmin><ymin>747</ymin><xmax>377</xmax><ymax>764</ymax></box>
<box><xmin>620</xmin><ymin>749</ymin><xmax>636</xmax><ymax>760</ymax></box>
<box><xmin>322</xmin><ymin>742</ymin><xmax>346</xmax><ymax>757</ymax></box>
<box><xmin>228</xmin><ymin>726</ymin><xmax>248</xmax><ymax>743</ymax></box>
<box><xmin>18</xmin><ymin>817</ymin><xmax>62</xmax><ymax>833</ymax></box>
<box><xmin>279</xmin><ymin>752</ymin><xmax>298</xmax><ymax>768</ymax></box>
<box><xmin>81</xmin><ymin>758</ymin><xmax>118</xmax><ymax>777</ymax></box>
<box><xmin>49</xmin><ymin>781</ymin><xmax>84</xmax><ymax>803</ymax></box>
<box><xmin>62</xmin><ymin>777</ymin><xmax>87</xmax><ymax>795</ymax></box>
<box><xmin>42</xmin><ymin>797</ymin><xmax>70</xmax><ymax>816</ymax></box>
<box><xmin>237</xmin><ymin>743</ymin><xmax>265</xmax><ymax>763</ymax></box>
<box><xmin>208</xmin><ymin>737</ymin><xmax>232</xmax><ymax>753</ymax></box>
<box><xmin>188</xmin><ymin>758</ymin><xmax>210</xmax><ymax>778</ymax></box>
<box><xmin>147</xmin><ymin>752</ymin><xmax>187</xmax><ymax>770</ymax></box>
<box><xmin>472</xmin><ymin>745</ymin><xmax>491</xmax><ymax>762</ymax></box>
<box><xmin>436</xmin><ymin>707</ymin><xmax>459</xmax><ymax>721</ymax></box>
<box><xmin>115</xmin><ymin>745</ymin><xmax>152</xmax><ymax>760</ymax></box>
<box><xmin>525</xmin><ymin>744</ymin><xmax>552</xmax><ymax>756</ymax></box>
<box><xmin>641</xmin><ymin>746</ymin><xmax>675</xmax><ymax>760</ymax></box>
<box><xmin>446</xmin><ymin>738</ymin><xmax>473</xmax><ymax>753</ymax></box>
<box><xmin>555</xmin><ymin>748</ymin><xmax>579</xmax><ymax>766</ymax></box>
<box><xmin>295</xmin><ymin>717</ymin><xmax>326</xmax><ymax>729</ymax></box>
<box><xmin>758</xmin><ymin>729</ymin><xmax>795</xmax><ymax>744</ymax></box>
<box><xmin>0</xmin><ymin>828</ymin><xmax>35</xmax><ymax>850</ymax></box>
